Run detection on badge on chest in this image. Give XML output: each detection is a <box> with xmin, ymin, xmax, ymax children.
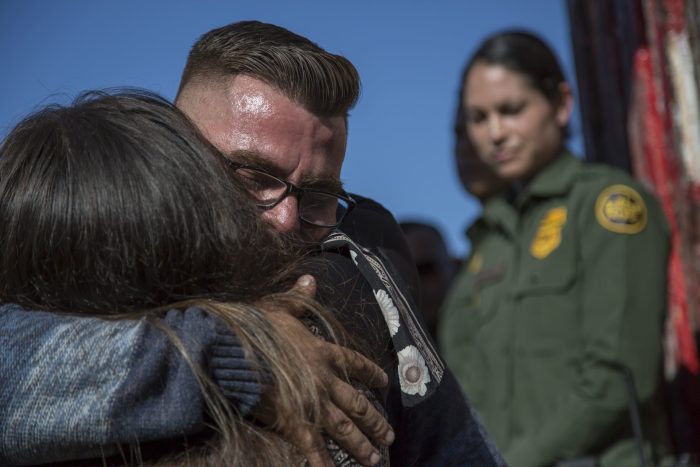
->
<box><xmin>530</xmin><ymin>206</ymin><xmax>568</xmax><ymax>259</ymax></box>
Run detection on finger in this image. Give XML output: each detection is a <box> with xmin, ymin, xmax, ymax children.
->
<box><xmin>251</xmin><ymin>374</ymin><xmax>333</xmax><ymax>467</ymax></box>
<box><xmin>283</xmin><ymin>274</ymin><xmax>317</xmax><ymax>318</ymax></box>
<box><xmin>293</xmin><ymin>426</ymin><xmax>334</xmax><ymax>467</ymax></box>
<box><xmin>305</xmin><ymin>449</ymin><xmax>334</xmax><ymax>467</ymax></box>
<box><xmin>322</xmin><ymin>401</ymin><xmax>384</xmax><ymax>466</ymax></box>
<box><xmin>292</xmin><ymin>274</ymin><xmax>317</xmax><ymax>297</ymax></box>
<box><xmin>329</xmin><ymin>378</ymin><xmax>395</xmax><ymax>448</ymax></box>
<box><xmin>329</xmin><ymin>345</ymin><xmax>388</xmax><ymax>388</ymax></box>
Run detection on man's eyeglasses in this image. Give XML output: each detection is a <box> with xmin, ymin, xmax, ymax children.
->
<box><xmin>225</xmin><ymin>161</ymin><xmax>356</xmax><ymax>228</ymax></box>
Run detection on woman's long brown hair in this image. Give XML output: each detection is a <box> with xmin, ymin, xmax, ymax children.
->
<box><xmin>0</xmin><ymin>90</ymin><xmax>350</xmax><ymax>466</ymax></box>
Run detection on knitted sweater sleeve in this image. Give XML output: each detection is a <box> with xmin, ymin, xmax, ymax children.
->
<box><xmin>0</xmin><ymin>303</ymin><xmax>263</xmax><ymax>465</ymax></box>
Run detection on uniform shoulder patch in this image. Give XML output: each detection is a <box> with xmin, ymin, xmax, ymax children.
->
<box><xmin>594</xmin><ymin>184</ymin><xmax>647</xmax><ymax>234</ymax></box>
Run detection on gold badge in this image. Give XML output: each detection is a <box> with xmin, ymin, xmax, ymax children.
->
<box><xmin>530</xmin><ymin>207</ymin><xmax>567</xmax><ymax>259</ymax></box>
<box><xmin>467</xmin><ymin>252</ymin><xmax>483</xmax><ymax>274</ymax></box>
<box><xmin>595</xmin><ymin>185</ymin><xmax>647</xmax><ymax>234</ymax></box>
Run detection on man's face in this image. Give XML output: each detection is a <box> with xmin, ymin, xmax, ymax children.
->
<box><xmin>176</xmin><ymin>75</ymin><xmax>347</xmax><ymax>241</ymax></box>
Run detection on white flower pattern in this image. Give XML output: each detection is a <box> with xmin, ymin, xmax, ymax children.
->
<box><xmin>349</xmin><ymin>250</ymin><xmax>359</xmax><ymax>265</ymax></box>
<box><xmin>373</xmin><ymin>289</ymin><xmax>400</xmax><ymax>337</ymax></box>
<box><xmin>397</xmin><ymin>345</ymin><xmax>431</xmax><ymax>396</ymax></box>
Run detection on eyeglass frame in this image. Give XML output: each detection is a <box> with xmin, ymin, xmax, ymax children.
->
<box><xmin>223</xmin><ymin>159</ymin><xmax>356</xmax><ymax>228</ymax></box>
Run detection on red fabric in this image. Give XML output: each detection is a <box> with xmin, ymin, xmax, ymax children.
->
<box><xmin>665</xmin><ymin>0</ymin><xmax>685</xmax><ymax>34</ymax></box>
<box><xmin>632</xmin><ymin>46</ymin><xmax>699</xmax><ymax>374</ymax></box>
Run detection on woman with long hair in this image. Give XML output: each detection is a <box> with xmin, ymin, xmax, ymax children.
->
<box><xmin>439</xmin><ymin>31</ymin><xmax>672</xmax><ymax>466</ymax></box>
<box><xmin>0</xmin><ymin>89</ymin><xmax>387</xmax><ymax>467</ymax></box>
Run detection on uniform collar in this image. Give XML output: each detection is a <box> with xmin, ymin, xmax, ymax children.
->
<box><xmin>467</xmin><ymin>193</ymin><xmax>519</xmax><ymax>242</ymax></box>
<box><xmin>516</xmin><ymin>151</ymin><xmax>580</xmax><ymax>206</ymax></box>
<box><xmin>466</xmin><ymin>151</ymin><xmax>580</xmax><ymax>241</ymax></box>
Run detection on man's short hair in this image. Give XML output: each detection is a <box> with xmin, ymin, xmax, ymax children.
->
<box><xmin>177</xmin><ymin>20</ymin><xmax>360</xmax><ymax>118</ymax></box>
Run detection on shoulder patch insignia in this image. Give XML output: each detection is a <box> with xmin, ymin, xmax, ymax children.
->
<box><xmin>530</xmin><ymin>207</ymin><xmax>567</xmax><ymax>259</ymax></box>
<box><xmin>595</xmin><ymin>184</ymin><xmax>647</xmax><ymax>234</ymax></box>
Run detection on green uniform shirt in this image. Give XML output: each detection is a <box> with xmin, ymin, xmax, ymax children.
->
<box><xmin>439</xmin><ymin>153</ymin><xmax>671</xmax><ymax>467</ymax></box>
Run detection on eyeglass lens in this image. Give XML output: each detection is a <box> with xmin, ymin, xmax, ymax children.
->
<box><xmin>299</xmin><ymin>192</ymin><xmax>350</xmax><ymax>227</ymax></box>
<box><xmin>234</xmin><ymin>168</ymin><xmax>287</xmax><ymax>205</ymax></box>
<box><xmin>234</xmin><ymin>167</ymin><xmax>348</xmax><ymax>227</ymax></box>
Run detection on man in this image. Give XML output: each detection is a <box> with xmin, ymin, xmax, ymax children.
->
<box><xmin>0</xmin><ymin>21</ymin><xmax>502</xmax><ymax>466</ymax></box>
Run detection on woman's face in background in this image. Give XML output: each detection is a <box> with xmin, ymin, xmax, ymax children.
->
<box><xmin>463</xmin><ymin>61</ymin><xmax>571</xmax><ymax>182</ymax></box>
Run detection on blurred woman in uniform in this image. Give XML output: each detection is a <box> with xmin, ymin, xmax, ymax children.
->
<box><xmin>439</xmin><ymin>30</ymin><xmax>672</xmax><ymax>467</ymax></box>
<box><xmin>0</xmin><ymin>90</ymin><xmax>390</xmax><ymax>467</ymax></box>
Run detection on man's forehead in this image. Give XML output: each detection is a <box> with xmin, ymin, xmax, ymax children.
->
<box><xmin>178</xmin><ymin>75</ymin><xmax>346</xmax><ymax>183</ymax></box>
<box><xmin>230</xmin><ymin>150</ymin><xmax>282</xmax><ymax>173</ymax></box>
<box><xmin>182</xmin><ymin>75</ymin><xmax>344</xmax><ymax>122</ymax></box>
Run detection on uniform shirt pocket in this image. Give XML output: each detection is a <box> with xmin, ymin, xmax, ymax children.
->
<box><xmin>513</xmin><ymin>224</ymin><xmax>579</xmax><ymax>355</ymax></box>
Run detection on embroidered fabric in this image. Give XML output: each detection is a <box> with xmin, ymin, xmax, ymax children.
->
<box><xmin>320</xmin><ymin>231</ymin><xmax>445</xmax><ymax>407</ymax></box>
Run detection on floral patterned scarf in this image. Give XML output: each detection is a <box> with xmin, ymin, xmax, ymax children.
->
<box><xmin>320</xmin><ymin>231</ymin><xmax>444</xmax><ymax>406</ymax></box>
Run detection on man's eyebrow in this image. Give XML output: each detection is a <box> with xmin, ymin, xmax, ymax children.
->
<box><xmin>228</xmin><ymin>150</ymin><xmax>284</xmax><ymax>175</ymax></box>
<box><xmin>229</xmin><ymin>150</ymin><xmax>344</xmax><ymax>194</ymax></box>
<box><xmin>299</xmin><ymin>174</ymin><xmax>344</xmax><ymax>194</ymax></box>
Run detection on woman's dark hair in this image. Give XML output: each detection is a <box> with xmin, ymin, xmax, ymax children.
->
<box><xmin>0</xmin><ymin>90</ymin><xmax>357</xmax><ymax>465</ymax></box>
<box><xmin>462</xmin><ymin>30</ymin><xmax>567</xmax><ymax>102</ymax></box>
<box><xmin>459</xmin><ymin>29</ymin><xmax>571</xmax><ymax>139</ymax></box>
<box><xmin>0</xmin><ymin>89</ymin><xmax>302</xmax><ymax>314</ymax></box>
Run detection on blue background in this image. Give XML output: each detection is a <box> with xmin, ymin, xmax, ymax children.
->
<box><xmin>0</xmin><ymin>1</ymin><xmax>582</xmax><ymax>256</ymax></box>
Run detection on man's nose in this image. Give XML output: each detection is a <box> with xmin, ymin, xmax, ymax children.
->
<box><xmin>260</xmin><ymin>195</ymin><xmax>301</xmax><ymax>234</ymax></box>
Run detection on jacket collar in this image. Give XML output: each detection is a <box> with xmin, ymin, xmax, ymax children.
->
<box><xmin>467</xmin><ymin>193</ymin><xmax>519</xmax><ymax>242</ymax></box>
<box><xmin>515</xmin><ymin>151</ymin><xmax>580</xmax><ymax>206</ymax></box>
<box><xmin>466</xmin><ymin>151</ymin><xmax>581</xmax><ymax>241</ymax></box>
